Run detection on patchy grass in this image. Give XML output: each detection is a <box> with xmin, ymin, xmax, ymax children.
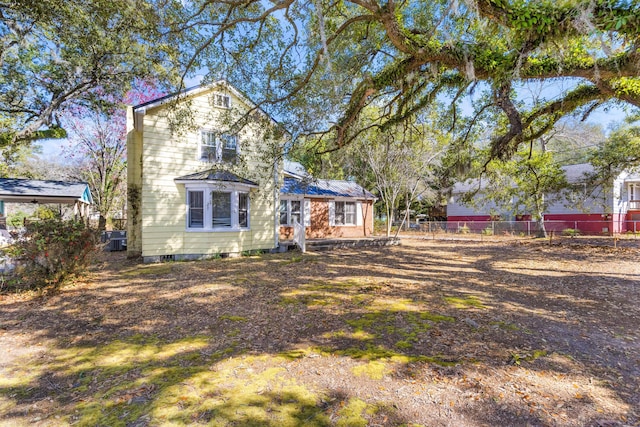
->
<box><xmin>443</xmin><ymin>295</ymin><xmax>487</xmax><ymax>309</ymax></box>
<box><xmin>121</xmin><ymin>263</ymin><xmax>174</xmax><ymax>277</ymax></box>
<box><xmin>336</xmin><ymin>397</ymin><xmax>370</xmax><ymax>427</ymax></box>
<box><xmin>509</xmin><ymin>349</ymin><xmax>549</xmax><ymax>366</ymax></box>
<box><xmin>352</xmin><ymin>360</ymin><xmax>390</xmax><ymax>380</ymax></box>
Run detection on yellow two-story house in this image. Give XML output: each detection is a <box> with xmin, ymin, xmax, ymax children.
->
<box><xmin>126</xmin><ymin>81</ymin><xmax>284</xmax><ymax>262</ymax></box>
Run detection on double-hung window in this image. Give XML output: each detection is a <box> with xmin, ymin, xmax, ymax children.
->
<box><xmin>212</xmin><ymin>191</ymin><xmax>232</xmax><ymax>228</ymax></box>
<box><xmin>220</xmin><ymin>134</ymin><xmax>238</xmax><ymax>163</ymax></box>
<box><xmin>200</xmin><ymin>130</ymin><xmax>239</xmax><ymax>163</ymax></box>
<box><xmin>334</xmin><ymin>201</ymin><xmax>356</xmax><ymax>226</ymax></box>
<box><xmin>185</xmin><ymin>185</ymin><xmax>251</xmax><ymax>231</ymax></box>
<box><xmin>279</xmin><ymin>199</ymin><xmax>303</xmax><ymax>225</ymax></box>
<box><xmin>188</xmin><ymin>191</ymin><xmax>204</xmax><ymax>228</ymax></box>
<box><xmin>279</xmin><ymin>200</ymin><xmax>288</xmax><ymax>225</ymax></box>
<box><xmin>214</xmin><ymin>93</ymin><xmax>231</xmax><ymax>109</ymax></box>
<box><xmin>238</xmin><ymin>193</ymin><xmax>249</xmax><ymax>228</ymax></box>
<box><xmin>200</xmin><ymin>131</ymin><xmax>218</xmax><ymax>163</ymax></box>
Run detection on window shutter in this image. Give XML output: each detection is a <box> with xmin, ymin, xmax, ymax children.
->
<box><xmin>303</xmin><ymin>199</ymin><xmax>311</xmax><ymax>227</ymax></box>
<box><xmin>356</xmin><ymin>201</ymin><xmax>363</xmax><ymax>226</ymax></box>
<box><xmin>329</xmin><ymin>201</ymin><xmax>335</xmax><ymax>226</ymax></box>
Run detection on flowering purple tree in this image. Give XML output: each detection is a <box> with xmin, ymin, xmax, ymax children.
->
<box><xmin>65</xmin><ymin>81</ymin><xmax>164</xmax><ymax>230</ymax></box>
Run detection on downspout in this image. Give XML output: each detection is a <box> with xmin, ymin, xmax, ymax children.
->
<box><xmin>273</xmin><ymin>156</ymin><xmax>280</xmax><ymax>250</ymax></box>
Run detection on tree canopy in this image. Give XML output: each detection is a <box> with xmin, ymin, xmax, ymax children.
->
<box><xmin>3</xmin><ymin>0</ymin><xmax>640</xmax><ymax>172</ymax></box>
<box><xmin>0</xmin><ymin>0</ymin><xmax>177</xmax><ymax>148</ymax></box>
<box><xmin>171</xmin><ymin>0</ymin><xmax>640</xmax><ymax>164</ymax></box>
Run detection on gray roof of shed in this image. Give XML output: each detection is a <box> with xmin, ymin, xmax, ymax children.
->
<box><xmin>0</xmin><ymin>178</ymin><xmax>92</xmax><ymax>204</ymax></box>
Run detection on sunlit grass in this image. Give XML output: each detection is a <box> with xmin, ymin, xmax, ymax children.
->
<box><xmin>150</xmin><ymin>356</ymin><xmax>328</xmax><ymax>426</ymax></box>
<box><xmin>2</xmin><ymin>240</ymin><xmax>636</xmax><ymax>426</ymax></box>
<box><xmin>336</xmin><ymin>397</ymin><xmax>371</xmax><ymax>427</ymax></box>
<box><xmin>0</xmin><ymin>336</ymin><xmax>336</xmax><ymax>426</ymax></box>
<box><xmin>444</xmin><ymin>295</ymin><xmax>487</xmax><ymax>309</ymax></box>
<box><xmin>121</xmin><ymin>264</ymin><xmax>174</xmax><ymax>277</ymax></box>
<box><xmin>352</xmin><ymin>360</ymin><xmax>390</xmax><ymax>380</ymax></box>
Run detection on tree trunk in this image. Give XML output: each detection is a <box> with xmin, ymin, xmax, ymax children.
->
<box><xmin>98</xmin><ymin>214</ymin><xmax>107</xmax><ymax>232</ymax></box>
<box><xmin>385</xmin><ymin>206</ymin><xmax>392</xmax><ymax>237</ymax></box>
<box><xmin>537</xmin><ymin>214</ymin><xmax>547</xmax><ymax>238</ymax></box>
<box><xmin>536</xmin><ymin>194</ymin><xmax>547</xmax><ymax>238</ymax></box>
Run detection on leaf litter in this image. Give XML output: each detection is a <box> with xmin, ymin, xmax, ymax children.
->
<box><xmin>0</xmin><ymin>237</ymin><xmax>638</xmax><ymax>426</ymax></box>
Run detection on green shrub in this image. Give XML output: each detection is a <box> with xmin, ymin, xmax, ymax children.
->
<box><xmin>35</xmin><ymin>206</ymin><xmax>57</xmax><ymax>220</ymax></box>
<box><xmin>5</xmin><ymin>218</ymin><xmax>98</xmax><ymax>290</ymax></box>
<box><xmin>562</xmin><ymin>228</ymin><xmax>580</xmax><ymax>237</ymax></box>
<box><xmin>7</xmin><ymin>210</ymin><xmax>28</xmax><ymax>228</ymax></box>
<box><xmin>459</xmin><ymin>224</ymin><xmax>470</xmax><ymax>234</ymax></box>
<box><xmin>373</xmin><ymin>219</ymin><xmax>386</xmax><ymax>233</ymax></box>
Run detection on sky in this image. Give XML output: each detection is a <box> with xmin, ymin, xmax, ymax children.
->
<box><xmin>36</xmin><ymin>74</ymin><xmax>634</xmax><ymax>160</ymax></box>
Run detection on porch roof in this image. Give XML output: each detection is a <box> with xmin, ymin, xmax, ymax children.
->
<box><xmin>0</xmin><ymin>178</ymin><xmax>93</xmax><ymax>204</ymax></box>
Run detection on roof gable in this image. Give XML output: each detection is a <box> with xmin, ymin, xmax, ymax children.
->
<box><xmin>131</xmin><ymin>80</ymin><xmax>285</xmax><ymax>133</ymax></box>
<box><xmin>133</xmin><ymin>80</ymin><xmax>246</xmax><ymax>112</ymax></box>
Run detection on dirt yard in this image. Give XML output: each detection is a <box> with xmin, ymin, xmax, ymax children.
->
<box><xmin>0</xmin><ymin>238</ymin><xmax>638</xmax><ymax>426</ymax></box>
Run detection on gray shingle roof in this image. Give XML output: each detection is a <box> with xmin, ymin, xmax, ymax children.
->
<box><xmin>174</xmin><ymin>169</ymin><xmax>259</xmax><ymax>187</ymax></box>
<box><xmin>452</xmin><ymin>163</ymin><xmax>596</xmax><ymax>193</ymax></box>
<box><xmin>0</xmin><ymin>179</ymin><xmax>92</xmax><ymax>204</ymax></box>
<box><xmin>283</xmin><ymin>160</ymin><xmax>310</xmax><ymax>178</ymax></box>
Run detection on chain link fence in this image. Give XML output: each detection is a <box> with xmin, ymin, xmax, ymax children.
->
<box><xmin>407</xmin><ymin>220</ymin><xmax>640</xmax><ymax>238</ymax></box>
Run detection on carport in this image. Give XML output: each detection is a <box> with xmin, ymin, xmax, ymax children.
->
<box><xmin>0</xmin><ymin>178</ymin><xmax>93</xmax><ymax>228</ymax></box>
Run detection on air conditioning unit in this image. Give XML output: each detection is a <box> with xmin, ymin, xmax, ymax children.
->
<box><xmin>108</xmin><ymin>238</ymin><xmax>126</xmax><ymax>251</ymax></box>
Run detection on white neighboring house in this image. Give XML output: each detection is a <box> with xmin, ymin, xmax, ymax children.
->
<box><xmin>447</xmin><ymin>163</ymin><xmax>640</xmax><ymax>234</ymax></box>
<box><xmin>0</xmin><ymin>178</ymin><xmax>93</xmax><ymax>223</ymax></box>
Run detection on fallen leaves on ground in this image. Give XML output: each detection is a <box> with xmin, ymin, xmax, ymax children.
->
<box><xmin>0</xmin><ymin>238</ymin><xmax>638</xmax><ymax>426</ymax></box>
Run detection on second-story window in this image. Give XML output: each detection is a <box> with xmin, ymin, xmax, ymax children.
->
<box><xmin>214</xmin><ymin>93</ymin><xmax>231</xmax><ymax>108</ymax></box>
<box><xmin>200</xmin><ymin>130</ymin><xmax>239</xmax><ymax>163</ymax></box>
<box><xmin>221</xmin><ymin>134</ymin><xmax>238</xmax><ymax>163</ymax></box>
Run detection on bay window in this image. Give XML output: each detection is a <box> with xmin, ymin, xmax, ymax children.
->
<box><xmin>238</xmin><ymin>193</ymin><xmax>249</xmax><ymax>228</ymax></box>
<box><xmin>212</xmin><ymin>192</ymin><xmax>232</xmax><ymax>228</ymax></box>
<box><xmin>188</xmin><ymin>191</ymin><xmax>204</xmax><ymax>228</ymax></box>
<box><xmin>185</xmin><ymin>184</ymin><xmax>251</xmax><ymax>231</ymax></box>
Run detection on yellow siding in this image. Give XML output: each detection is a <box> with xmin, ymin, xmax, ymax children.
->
<box><xmin>135</xmin><ymin>85</ymin><xmax>279</xmax><ymax>259</ymax></box>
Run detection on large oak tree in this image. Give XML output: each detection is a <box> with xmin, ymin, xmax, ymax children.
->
<box><xmin>170</xmin><ymin>0</ymin><xmax>640</xmax><ymax>164</ymax></box>
<box><xmin>3</xmin><ymin>0</ymin><xmax>640</xmax><ymax>170</ymax></box>
<box><xmin>0</xmin><ymin>0</ymin><xmax>177</xmax><ymax>149</ymax></box>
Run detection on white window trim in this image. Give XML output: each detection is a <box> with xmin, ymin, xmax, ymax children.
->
<box><xmin>630</xmin><ymin>183</ymin><xmax>640</xmax><ymax>201</ymax></box>
<box><xmin>279</xmin><ymin>197</ymin><xmax>306</xmax><ymax>226</ymax></box>
<box><xmin>213</xmin><ymin>92</ymin><xmax>231</xmax><ymax>109</ymax></box>
<box><xmin>184</xmin><ymin>182</ymin><xmax>251</xmax><ymax>232</ymax></box>
<box><xmin>329</xmin><ymin>200</ymin><xmax>362</xmax><ymax>227</ymax></box>
<box><xmin>303</xmin><ymin>199</ymin><xmax>311</xmax><ymax>227</ymax></box>
<box><xmin>199</xmin><ymin>129</ymin><xmax>240</xmax><ymax>163</ymax></box>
